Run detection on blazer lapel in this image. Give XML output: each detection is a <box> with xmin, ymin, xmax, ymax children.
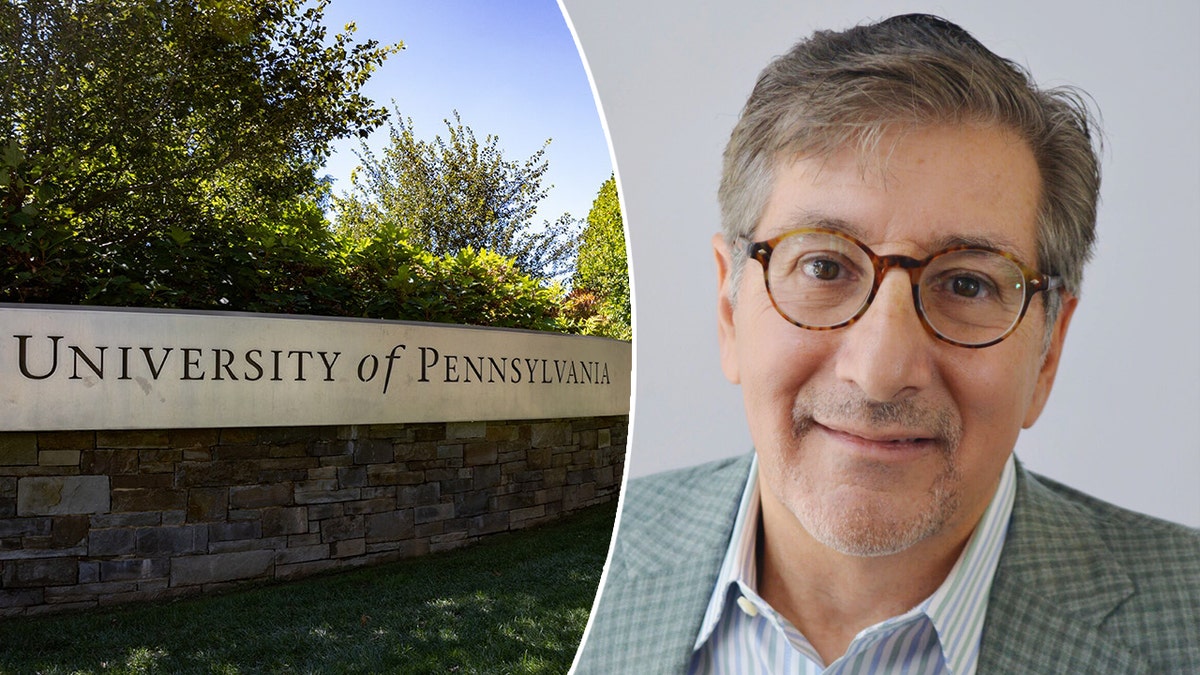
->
<box><xmin>978</xmin><ymin>465</ymin><xmax>1148</xmax><ymax>674</ymax></box>
<box><xmin>586</xmin><ymin>565</ymin><xmax>725</xmax><ymax>672</ymax></box>
<box><xmin>578</xmin><ymin>455</ymin><xmax>752</xmax><ymax>673</ymax></box>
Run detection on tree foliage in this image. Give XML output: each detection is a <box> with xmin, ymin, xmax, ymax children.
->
<box><xmin>0</xmin><ymin>0</ymin><xmax>584</xmax><ymax>334</ymax></box>
<box><xmin>570</xmin><ymin>175</ymin><xmax>630</xmax><ymax>340</ymax></box>
<box><xmin>334</xmin><ymin>111</ymin><xmax>578</xmax><ymax>280</ymax></box>
<box><xmin>0</xmin><ymin>0</ymin><xmax>399</xmax><ymax>307</ymax></box>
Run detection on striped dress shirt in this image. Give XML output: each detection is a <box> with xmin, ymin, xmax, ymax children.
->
<box><xmin>689</xmin><ymin>455</ymin><xmax>1017</xmax><ymax>674</ymax></box>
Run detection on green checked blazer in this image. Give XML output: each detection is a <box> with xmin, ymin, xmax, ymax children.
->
<box><xmin>574</xmin><ymin>454</ymin><xmax>1200</xmax><ymax>674</ymax></box>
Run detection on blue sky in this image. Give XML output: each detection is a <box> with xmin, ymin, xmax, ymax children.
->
<box><xmin>319</xmin><ymin>0</ymin><xmax>612</xmax><ymax>228</ymax></box>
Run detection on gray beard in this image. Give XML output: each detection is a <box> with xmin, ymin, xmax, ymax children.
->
<box><xmin>776</xmin><ymin>394</ymin><xmax>964</xmax><ymax>557</ymax></box>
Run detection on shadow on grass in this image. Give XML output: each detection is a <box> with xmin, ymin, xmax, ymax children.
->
<box><xmin>0</xmin><ymin>503</ymin><xmax>617</xmax><ymax>674</ymax></box>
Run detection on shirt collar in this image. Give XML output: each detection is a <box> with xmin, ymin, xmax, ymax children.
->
<box><xmin>693</xmin><ymin>453</ymin><xmax>1018</xmax><ymax>675</ymax></box>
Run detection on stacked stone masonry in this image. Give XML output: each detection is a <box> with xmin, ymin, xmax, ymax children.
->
<box><xmin>0</xmin><ymin>416</ymin><xmax>627</xmax><ymax>617</ymax></box>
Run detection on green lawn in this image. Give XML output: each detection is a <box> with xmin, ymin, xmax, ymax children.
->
<box><xmin>0</xmin><ymin>503</ymin><xmax>616</xmax><ymax>674</ymax></box>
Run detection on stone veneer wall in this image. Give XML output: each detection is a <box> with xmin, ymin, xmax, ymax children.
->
<box><xmin>0</xmin><ymin>416</ymin><xmax>626</xmax><ymax>617</ymax></box>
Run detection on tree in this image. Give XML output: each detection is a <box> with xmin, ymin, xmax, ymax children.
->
<box><xmin>0</xmin><ymin>0</ymin><xmax>400</xmax><ymax>308</ymax></box>
<box><xmin>571</xmin><ymin>175</ymin><xmax>630</xmax><ymax>340</ymax></box>
<box><xmin>333</xmin><ymin>111</ymin><xmax>578</xmax><ymax>280</ymax></box>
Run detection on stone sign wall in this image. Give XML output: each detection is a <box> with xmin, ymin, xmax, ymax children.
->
<box><xmin>0</xmin><ymin>416</ymin><xmax>626</xmax><ymax>617</ymax></box>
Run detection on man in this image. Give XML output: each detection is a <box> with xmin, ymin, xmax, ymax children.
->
<box><xmin>574</xmin><ymin>14</ymin><xmax>1199</xmax><ymax>674</ymax></box>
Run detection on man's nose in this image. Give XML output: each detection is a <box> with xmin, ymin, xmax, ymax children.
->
<box><xmin>833</xmin><ymin>269</ymin><xmax>934</xmax><ymax>402</ymax></box>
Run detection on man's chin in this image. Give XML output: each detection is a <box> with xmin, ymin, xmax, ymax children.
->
<box><xmin>790</xmin><ymin>489</ymin><xmax>960</xmax><ymax>558</ymax></box>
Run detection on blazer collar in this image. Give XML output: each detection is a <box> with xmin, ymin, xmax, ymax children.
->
<box><xmin>978</xmin><ymin>463</ymin><xmax>1146</xmax><ymax>674</ymax></box>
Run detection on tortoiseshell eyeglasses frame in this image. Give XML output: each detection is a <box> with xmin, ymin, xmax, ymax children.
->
<box><xmin>744</xmin><ymin>227</ymin><xmax>1063</xmax><ymax>348</ymax></box>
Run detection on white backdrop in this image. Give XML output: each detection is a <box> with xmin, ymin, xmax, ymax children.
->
<box><xmin>562</xmin><ymin>0</ymin><xmax>1200</xmax><ymax>527</ymax></box>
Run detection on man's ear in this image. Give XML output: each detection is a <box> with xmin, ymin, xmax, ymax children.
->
<box><xmin>1023</xmin><ymin>295</ymin><xmax>1077</xmax><ymax>428</ymax></box>
<box><xmin>714</xmin><ymin>233</ymin><xmax>741</xmax><ymax>384</ymax></box>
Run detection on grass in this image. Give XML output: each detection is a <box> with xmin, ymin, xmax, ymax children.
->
<box><xmin>0</xmin><ymin>503</ymin><xmax>616</xmax><ymax>674</ymax></box>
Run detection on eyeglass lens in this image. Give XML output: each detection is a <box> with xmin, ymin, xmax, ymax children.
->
<box><xmin>765</xmin><ymin>231</ymin><xmax>1031</xmax><ymax>345</ymax></box>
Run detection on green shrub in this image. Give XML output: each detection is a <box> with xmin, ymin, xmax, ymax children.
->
<box><xmin>340</xmin><ymin>224</ymin><xmax>571</xmax><ymax>331</ymax></box>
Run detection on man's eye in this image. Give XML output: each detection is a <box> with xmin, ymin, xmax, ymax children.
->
<box><xmin>802</xmin><ymin>259</ymin><xmax>842</xmax><ymax>280</ymax></box>
<box><xmin>951</xmin><ymin>275</ymin><xmax>984</xmax><ymax>298</ymax></box>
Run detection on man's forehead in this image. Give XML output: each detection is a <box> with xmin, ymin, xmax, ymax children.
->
<box><xmin>755</xmin><ymin>126</ymin><xmax>1042</xmax><ymax>258</ymax></box>
<box><xmin>769</xmin><ymin>121</ymin><xmax>1038</xmax><ymax>183</ymax></box>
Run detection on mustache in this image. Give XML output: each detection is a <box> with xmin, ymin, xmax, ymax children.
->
<box><xmin>791</xmin><ymin>395</ymin><xmax>963</xmax><ymax>450</ymax></box>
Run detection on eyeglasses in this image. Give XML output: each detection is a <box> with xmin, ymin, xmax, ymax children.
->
<box><xmin>746</xmin><ymin>228</ymin><xmax>1062</xmax><ymax>348</ymax></box>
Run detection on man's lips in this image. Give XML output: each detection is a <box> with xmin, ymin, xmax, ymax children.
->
<box><xmin>813</xmin><ymin>421</ymin><xmax>939</xmax><ymax>448</ymax></box>
<box><xmin>791</xmin><ymin>398</ymin><xmax>962</xmax><ymax>456</ymax></box>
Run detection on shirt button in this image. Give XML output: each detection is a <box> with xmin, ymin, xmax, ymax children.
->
<box><xmin>736</xmin><ymin>595</ymin><xmax>759</xmax><ymax>617</ymax></box>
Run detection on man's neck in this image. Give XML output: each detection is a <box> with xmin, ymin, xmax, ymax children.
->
<box><xmin>756</xmin><ymin>485</ymin><xmax>987</xmax><ymax>665</ymax></box>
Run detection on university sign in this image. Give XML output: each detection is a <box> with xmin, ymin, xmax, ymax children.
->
<box><xmin>0</xmin><ymin>304</ymin><xmax>632</xmax><ymax>431</ymax></box>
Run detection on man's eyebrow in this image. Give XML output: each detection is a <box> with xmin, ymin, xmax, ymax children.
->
<box><xmin>765</xmin><ymin>211</ymin><xmax>866</xmax><ymax>240</ymax></box>
<box><xmin>768</xmin><ymin>209</ymin><xmax>1027</xmax><ymax>257</ymax></box>
<box><xmin>930</xmin><ymin>233</ymin><xmax>1025</xmax><ymax>257</ymax></box>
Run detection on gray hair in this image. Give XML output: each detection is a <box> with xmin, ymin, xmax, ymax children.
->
<box><xmin>719</xmin><ymin>14</ymin><xmax>1101</xmax><ymax>328</ymax></box>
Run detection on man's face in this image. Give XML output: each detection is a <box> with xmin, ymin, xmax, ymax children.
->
<box><xmin>714</xmin><ymin>124</ymin><xmax>1076</xmax><ymax>557</ymax></box>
